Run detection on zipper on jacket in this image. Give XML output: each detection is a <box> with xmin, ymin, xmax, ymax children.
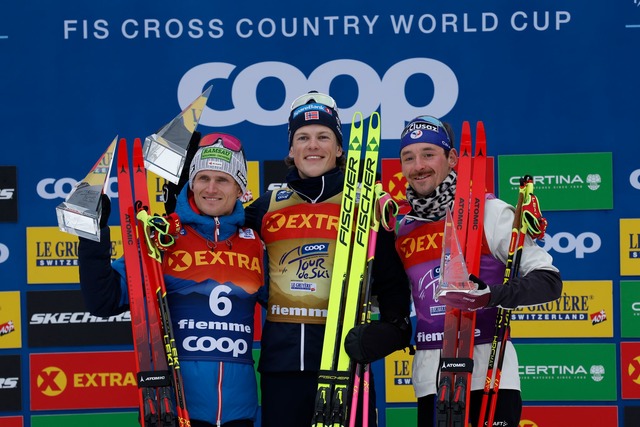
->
<box><xmin>300</xmin><ymin>323</ymin><xmax>305</xmax><ymax>371</ymax></box>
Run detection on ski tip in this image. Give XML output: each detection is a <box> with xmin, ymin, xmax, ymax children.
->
<box><xmin>476</xmin><ymin>121</ymin><xmax>486</xmax><ymax>140</ymax></box>
<box><xmin>461</xmin><ymin>121</ymin><xmax>472</xmax><ymax>151</ymax></box>
<box><xmin>368</xmin><ymin>111</ymin><xmax>381</xmax><ymax>131</ymax></box>
<box><xmin>351</xmin><ymin>111</ymin><xmax>364</xmax><ymax>125</ymax></box>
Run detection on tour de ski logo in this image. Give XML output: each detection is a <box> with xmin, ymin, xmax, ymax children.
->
<box><xmin>281</xmin><ymin>242</ymin><xmax>330</xmax><ymax>284</ymax></box>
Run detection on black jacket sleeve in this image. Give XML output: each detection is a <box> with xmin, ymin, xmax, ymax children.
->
<box><xmin>78</xmin><ymin>226</ymin><xmax>128</xmax><ymax>317</ymax></box>
<box><xmin>371</xmin><ymin>227</ymin><xmax>412</xmax><ymax>322</ymax></box>
<box><xmin>244</xmin><ymin>191</ymin><xmax>272</xmax><ymax>237</ymax></box>
<box><xmin>344</xmin><ymin>228</ymin><xmax>412</xmax><ymax>364</ymax></box>
<box><xmin>489</xmin><ymin>269</ymin><xmax>563</xmax><ymax>309</ymax></box>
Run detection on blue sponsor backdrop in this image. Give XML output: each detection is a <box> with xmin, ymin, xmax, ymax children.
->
<box><xmin>1</xmin><ymin>1</ymin><xmax>640</xmax><ymax>426</ymax></box>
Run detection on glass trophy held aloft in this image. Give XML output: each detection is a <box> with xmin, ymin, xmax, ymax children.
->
<box><xmin>55</xmin><ymin>136</ymin><xmax>117</xmax><ymax>242</ymax></box>
<box><xmin>143</xmin><ymin>86</ymin><xmax>212</xmax><ymax>184</ymax></box>
<box><xmin>435</xmin><ymin>207</ymin><xmax>477</xmax><ymax>300</ymax></box>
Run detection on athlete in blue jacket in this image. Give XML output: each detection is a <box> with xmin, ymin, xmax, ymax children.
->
<box><xmin>78</xmin><ymin>134</ymin><xmax>264</xmax><ymax>427</ymax></box>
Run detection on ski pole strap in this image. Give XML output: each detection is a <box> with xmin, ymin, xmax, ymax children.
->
<box><xmin>374</xmin><ymin>183</ymin><xmax>399</xmax><ymax>232</ymax></box>
<box><xmin>137</xmin><ymin>211</ymin><xmax>182</xmax><ymax>251</ymax></box>
<box><xmin>520</xmin><ymin>176</ymin><xmax>547</xmax><ymax>240</ymax></box>
<box><xmin>135</xmin><ymin>209</ymin><xmax>164</xmax><ymax>261</ymax></box>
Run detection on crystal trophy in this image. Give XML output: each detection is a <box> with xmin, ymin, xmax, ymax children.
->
<box><xmin>143</xmin><ymin>86</ymin><xmax>212</xmax><ymax>184</ymax></box>
<box><xmin>435</xmin><ymin>207</ymin><xmax>476</xmax><ymax>300</ymax></box>
<box><xmin>56</xmin><ymin>136</ymin><xmax>117</xmax><ymax>242</ymax></box>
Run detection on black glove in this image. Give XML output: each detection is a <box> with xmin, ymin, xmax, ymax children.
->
<box><xmin>344</xmin><ymin>318</ymin><xmax>411</xmax><ymax>364</ymax></box>
<box><xmin>99</xmin><ymin>193</ymin><xmax>111</xmax><ymax>229</ymax></box>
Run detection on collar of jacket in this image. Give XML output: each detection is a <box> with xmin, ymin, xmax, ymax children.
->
<box><xmin>174</xmin><ymin>185</ymin><xmax>244</xmax><ymax>241</ymax></box>
<box><xmin>286</xmin><ymin>167</ymin><xmax>344</xmax><ymax>203</ymax></box>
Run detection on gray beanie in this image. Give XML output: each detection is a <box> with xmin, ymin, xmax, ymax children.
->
<box><xmin>188</xmin><ymin>133</ymin><xmax>248</xmax><ymax>195</ymax></box>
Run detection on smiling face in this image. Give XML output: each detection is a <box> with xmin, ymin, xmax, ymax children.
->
<box><xmin>400</xmin><ymin>143</ymin><xmax>458</xmax><ymax>197</ymax></box>
<box><xmin>289</xmin><ymin>124</ymin><xmax>343</xmax><ymax>179</ymax></box>
<box><xmin>191</xmin><ymin>170</ymin><xmax>242</xmax><ymax>217</ymax></box>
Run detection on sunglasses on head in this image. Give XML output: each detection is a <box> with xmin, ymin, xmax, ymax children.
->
<box><xmin>413</xmin><ymin>115</ymin><xmax>445</xmax><ymax>128</ymax></box>
<box><xmin>290</xmin><ymin>91</ymin><xmax>338</xmax><ymax>111</ymax></box>
<box><xmin>199</xmin><ymin>133</ymin><xmax>243</xmax><ymax>152</ymax></box>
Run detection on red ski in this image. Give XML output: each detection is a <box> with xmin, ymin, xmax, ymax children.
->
<box><xmin>436</xmin><ymin>121</ymin><xmax>487</xmax><ymax>427</ymax></box>
<box><xmin>117</xmin><ymin>138</ymin><xmax>176</xmax><ymax>427</ymax></box>
<box><xmin>132</xmin><ymin>137</ymin><xmax>190</xmax><ymax>427</ymax></box>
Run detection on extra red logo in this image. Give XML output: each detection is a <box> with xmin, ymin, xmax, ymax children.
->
<box><xmin>622</xmin><ymin>342</ymin><xmax>640</xmax><ymax>398</ymax></box>
<box><xmin>36</xmin><ymin>366</ymin><xmax>67</xmax><ymax>396</ymax></box>
<box><xmin>520</xmin><ymin>406</ymin><xmax>617</xmax><ymax>426</ymax></box>
<box><xmin>30</xmin><ymin>351</ymin><xmax>137</xmax><ymax>410</ymax></box>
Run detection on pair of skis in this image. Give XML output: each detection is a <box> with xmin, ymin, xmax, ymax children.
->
<box><xmin>436</xmin><ymin>121</ymin><xmax>487</xmax><ymax>427</ymax></box>
<box><xmin>312</xmin><ymin>112</ymin><xmax>382</xmax><ymax>427</ymax></box>
<box><xmin>117</xmin><ymin>138</ymin><xmax>189</xmax><ymax>427</ymax></box>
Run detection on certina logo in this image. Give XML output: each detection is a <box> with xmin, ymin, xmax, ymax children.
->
<box><xmin>30</xmin><ymin>311</ymin><xmax>131</xmax><ymax>325</ymax></box>
<box><xmin>509</xmin><ymin>174</ymin><xmax>601</xmax><ymax>191</ymax></box>
<box><xmin>177</xmin><ymin>58</ymin><xmax>458</xmax><ymax>140</ymax></box>
<box><xmin>519</xmin><ymin>364</ymin><xmax>605</xmax><ymax>382</ymax></box>
<box><xmin>165</xmin><ymin>249</ymin><xmax>262</xmax><ymax>273</ymax></box>
<box><xmin>541</xmin><ymin>231</ymin><xmax>601</xmax><ymax>259</ymax></box>
<box><xmin>36</xmin><ymin>177</ymin><xmax>118</xmax><ymax>200</ymax></box>
<box><xmin>0</xmin><ymin>243</ymin><xmax>9</xmax><ymax>263</ymax></box>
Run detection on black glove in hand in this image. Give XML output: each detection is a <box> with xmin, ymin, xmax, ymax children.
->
<box><xmin>99</xmin><ymin>193</ymin><xmax>111</xmax><ymax>229</ymax></box>
<box><xmin>436</xmin><ymin>273</ymin><xmax>491</xmax><ymax>311</ymax></box>
<box><xmin>344</xmin><ymin>320</ymin><xmax>410</xmax><ymax>364</ymax></box>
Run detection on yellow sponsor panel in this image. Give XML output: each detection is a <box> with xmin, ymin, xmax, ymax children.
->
<box><xmin>0</xmin><ymin>291</ymin><xmax>21</xmax><ymax>348</ymax></box>
<box><xmin>246</xmin><ymin>161</ymin><xmax>260</xmax><ymax>204</ymax></box>
<box><xmin>147</xmin><ymin>171</ymin><xmax>170</xmax><ymax>215</ymax></box>
<box><xmin>27</xmin><ymin>227</ymin><xmax>123</xmax><ymax>284</ymax></box>
<box><xmin>146</xmin><ymin>161</ymin><xmax>260</xmax><ymax>215</ymax></box>
<box><xmin>510</xmin><ymin>280</ymin><xmax>613</xmax><ymax>338</ymax></box>
<box><xmin>384</xmin><ymin>349</ymin><xmax>415</xmax><ymax>403</ymax></box>
<box><xmin>620</xmin><ymin>219</ymin><xmax>640</xmax><ymax>276</ymax></box>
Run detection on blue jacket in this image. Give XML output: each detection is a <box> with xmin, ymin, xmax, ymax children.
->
<box><xmin>79</xmin><ymin>185</ymin><xmax>262</xmax><ymax>425</ymax></box>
